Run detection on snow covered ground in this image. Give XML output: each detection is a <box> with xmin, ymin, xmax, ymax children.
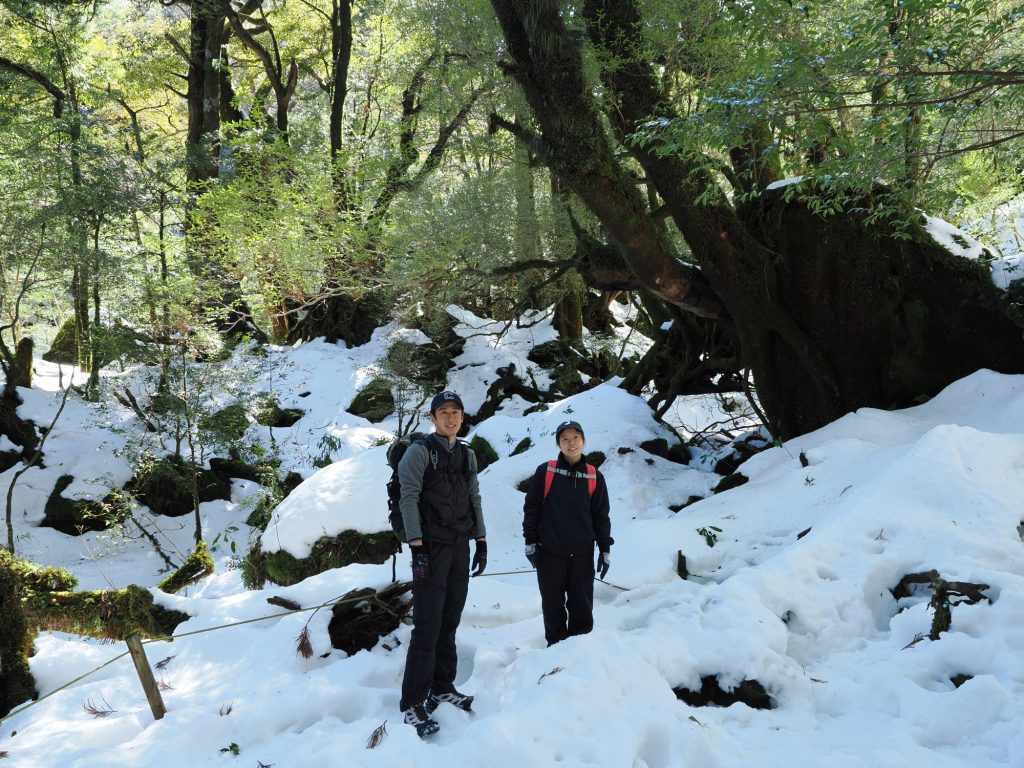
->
<box><xmin>2</xmin><ymin>310</ymin><xmax>1024</xmax><ymax>767</ymax></box>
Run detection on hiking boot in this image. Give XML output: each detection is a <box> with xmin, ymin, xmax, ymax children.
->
<box><xmin>403</xmin><ymin>702</ymin><xmax>440</xmax><ymax>738</ymax></box>
<box><xmin>426</xmin><ymin>688</ymin><xmax>474</xmax><ymax>713</ymax></box>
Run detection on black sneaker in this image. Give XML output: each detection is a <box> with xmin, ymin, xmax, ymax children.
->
<box><xmin>426</xmin><ymin>688</ymin><xmax>474</xmax><ymax>713</ymax></box>
<box><xmin>403</xmin><ymin>702</ymin><xmax>440</xmax><ymax>738</ymax></box>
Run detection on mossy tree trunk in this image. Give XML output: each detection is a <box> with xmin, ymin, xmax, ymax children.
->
<box><xmin>23</xmin><ymin>584</ymin><xmax>189</xmax><ymax>641</ymax></box>
<box><xmin>0</xmin><ymin>551</ymin><xmax>38</xmax><ymax>718</ymax></box>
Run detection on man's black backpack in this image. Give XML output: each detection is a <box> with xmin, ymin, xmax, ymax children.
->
<box><xmin>386</xmin><ymin>431</ymin><xmax>431</xmax><ymax>549</ymax></box>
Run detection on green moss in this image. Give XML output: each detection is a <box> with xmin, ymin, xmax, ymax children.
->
<box><xmin>516</xmin><ymin>477</ymin><xmax>532</xmax><ymax>493</ymax></box>
<box><xmin>41</xmin><ymin>317</ymin><xmax>78</xmax><ymax>365</ymax></box>
<box><xmin>158</xmin><ymin>541</ymin><xmax>215</xmax><ymax>594</ymax></box>
<box><xmin>469</xmin><ymin>436</ymin><xmax>499</xmax><ymax>471</ymax></box>
<box><xmin>22</xmin><ymin>584</ymin><xmax>188</xmax><ymax>640</ymax></box>
<box><xmin>41</xmin><ymin>318</ymin><xmax>151</xmax><ymax>369</ymax></box>
<box><xmin>348</xmin><ymin>378</ymin><xmax>395</xmax><ymax>423</ymax></box>
<box><xmin>8</xmin><ymin>555</ymin><xmax>77</xmax><ymax>594</ymax></box>
<box><xmin>245</xmin><ymin>530</ymin><xmax>397</xmax><ymax>588</ymax></box>
<box><xmin>0</xmin><ymin>549</ymin><xmax>39</xmax><ymax>716</ymax></box>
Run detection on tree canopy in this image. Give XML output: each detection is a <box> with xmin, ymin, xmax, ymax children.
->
<box><xmin>1</xmin><ymin>0</ymin><xmax>1022</xmax><ymax>438</ymax></box>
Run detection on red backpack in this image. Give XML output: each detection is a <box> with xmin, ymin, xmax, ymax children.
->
<box><xmin>542</xmin><ymin>459</ymin><xmax>597</xmax><ymax>499</ymax></box>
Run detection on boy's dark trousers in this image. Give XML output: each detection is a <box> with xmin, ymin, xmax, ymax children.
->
<box><xmin>400</xmin><ymin>540</ymin><xmax>470</xmax><ymax>710</ymax></box>
<box><xmin>535</xmin><ymin>548</ymin><xmax>594</xmax><ymax>646</ymax></box>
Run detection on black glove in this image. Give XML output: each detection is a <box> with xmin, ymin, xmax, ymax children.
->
<box><xmin>525</xmin><ymin>543</ymin><xmax>538</xmax><ymax>568</ymax></box>
<box><xmin>410</xmin><ymin>544</ymin><xmax>430</xmax><ymax>583</ymax></box>
<box><xmin>597</xmin><ymin>551</ymin><xmax>610</xmax><ymax>580</ymax></box>
<box><xmin>471</xmin><ymin>539</ymin><xmax>487</xmax><ymax>577</ymax></box>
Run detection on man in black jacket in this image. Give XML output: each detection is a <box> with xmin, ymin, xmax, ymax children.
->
<box><xmin>523</xmin><ymin>419</ymin><xmax>612</xmax><ymax>646</ymax></box>
<box><xmin>397</xmin><ymin>390</ymin><xmax>487</xmax><ymax>738</ymax></box>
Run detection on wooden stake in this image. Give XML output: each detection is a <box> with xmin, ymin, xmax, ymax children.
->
<box><xmin>126</xmin><ymin>631</ymin><xmax>166</xmax><ymax>720</ymax></box>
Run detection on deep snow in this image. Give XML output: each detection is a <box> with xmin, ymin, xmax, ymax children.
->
<box><xmin>2</xmin><ymin>307</ymin><xmax>1024</xmax><ymax>767</ymax></box>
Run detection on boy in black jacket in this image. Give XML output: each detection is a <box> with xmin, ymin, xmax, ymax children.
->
<box><xmin>522</xmin><ymin>420</ymin><xmax>612</xmax><ymax>646</ymax></box>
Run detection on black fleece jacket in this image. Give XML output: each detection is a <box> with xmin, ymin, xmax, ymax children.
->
<box><xmin>522</xmin><ymin>452</ymin><xmax>612</xmax><ymax>556</ymax></box>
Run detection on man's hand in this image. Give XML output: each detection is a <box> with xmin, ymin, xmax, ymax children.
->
<box><xmin>597</xmin><ymin>551</ymin><xmax>610</xmax><ymax>580</ymax></box>
<box><xmin>471</xmin><ymin>539</ymin><xmax>488</xmax><ymax>577</ymax></box>
<box><xmin>525</xmin><ymin>543</ymin><xmax>537</xmax><ymax>568</ymax></box>
<box><xmin>410</xmin><ymin>543</ymin><xmax>430</xmax><ymax>583</ymax></box>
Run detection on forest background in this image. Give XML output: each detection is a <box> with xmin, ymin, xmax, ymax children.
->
<box><xmin>2</xmin><ymin>0</ymin><xmax>1024</xmax><ymax>442</ymax></box>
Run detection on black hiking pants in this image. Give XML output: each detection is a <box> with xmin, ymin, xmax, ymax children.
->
<box><xmin>536</xmin><ymin>548</ymin><xmax>594</xmax><ymax>646</ymax></box>
<box><xmin>400</xmin><ymin>540</ymin><xmax>470</xmax><ymax>710</ymax></box>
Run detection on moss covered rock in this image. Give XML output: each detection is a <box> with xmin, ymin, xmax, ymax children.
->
<box><xmin>244</xmin><ymin>530</ymin><xmax>396</xmax><ymax>589</ymax></box>
<box><xmin>469</xmin><ymin>436</ymin><xmax>498</xmax><ymax>472</ymax></box>
<box><xmin>510</xmin><ymin>437</ymin><xmax>533</xmax><ymax>456</ymax></box>
<box><xmin>126</xmin><ymin>454</ymin><xmax>231</xmax><ymax>517</ymax></box>
<box><xmin>640</xmin><ymin>437</ymin><xmax>690</xmax><ymax>465</ymax></box>
<box><xmin>42</xmin><ymin>318</ymin><xmax>151</xmax><ymax>369</ymax></box>
<box><xmin>328</xmin><ymin>582</ymin><xmax>413</xmax><ymax>656</ymax></box>
<box><xmin>43</xmin><ymin>475</ymin><xmax>129</xmax><ymax>535</ymax></box>
<box><xmin>348</xmin><ymin>378</ymin><xmax>395</xmax><ymax>423</ymax></box>
<box><xmin>252</xmin><ymin>396</ymin><xmax>305</xmax><ymax>428</ymax></box>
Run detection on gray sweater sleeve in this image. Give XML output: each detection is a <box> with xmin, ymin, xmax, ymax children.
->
<box><xmin>467</xmin><ymin>449</ymin><xmax>486</xmax><ymax>539</ymax></box>
<box><xmin>397</xmin><ymin>442</ymin><xmax>429</xmax><ymax>542</ymax></box>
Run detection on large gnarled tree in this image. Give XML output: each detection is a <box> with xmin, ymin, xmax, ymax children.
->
<box><xmin>488</xmin><ymin>0</ymin><xmax>1024</xmax><ymax>438</ymax></box>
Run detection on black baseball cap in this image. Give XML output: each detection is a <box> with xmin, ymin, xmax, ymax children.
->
<box><xmin>430</xmin><ymin>390</ymin><xmax>464</xmax><ymax>414</ymax></box>
<box><xmin>555</xmin><ymin>420</ymin><xmax>585</xmax><ymax>441</ymax></box>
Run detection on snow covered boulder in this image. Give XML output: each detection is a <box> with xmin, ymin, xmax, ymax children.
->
<box><xmin>248</xmin><ymin>447</ymin><xmax>396</xmax><ymax>587</ymax></box>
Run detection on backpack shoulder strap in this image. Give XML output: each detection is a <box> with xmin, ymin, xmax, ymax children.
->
<box><xmin>416</xmin><ymin>435</ymin><xmax>439</xmax><ymax>473</ymax></box>
<box><xmin>542</xmin><ymin>460</ymin><xmax>558</xmax><ymax>499</ymax></box>
<box><xmin>543</xmin><ymin>460</ymin><xmax>598</xmax><ymax>498</ymax></box>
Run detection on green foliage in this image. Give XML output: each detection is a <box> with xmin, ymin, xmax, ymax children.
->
<box><xmin>313</xmin><ymin>433</ymin><xmax>344</xmax><ymax>468</ymax></box>
<box><xmin>697</xmin><ymin>525</ymin><xmax>723</xmax><ymax>547</ymax></box>
<box><xmin>243</xmin><ymin>464</ymin><xmax>286</xmax><ymax>531</ymax></box>
<box><xmin>199</xmin><ymin>403</ymin><xmax>250</xmax><ymax>445</ymax></box>
<box><xmin>633</xmin><ymin>0</ymin><xmax>1024</xmax><ymax>218</ymax></box>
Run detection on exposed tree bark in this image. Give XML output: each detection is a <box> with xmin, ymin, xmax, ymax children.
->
<box><xmin>184</xmin><ymin>0</ymin><xmax>226</xmax><ymax>192</ymax></box>
<box><xmin>490</xmin><ymin>1</ymin><xmax>725</xmax><ymax>321</ymax></box>
<box><xmin>326</xmin><ymin>0</ymin><xmax>353</xmax><ymax>209</ymax></box>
